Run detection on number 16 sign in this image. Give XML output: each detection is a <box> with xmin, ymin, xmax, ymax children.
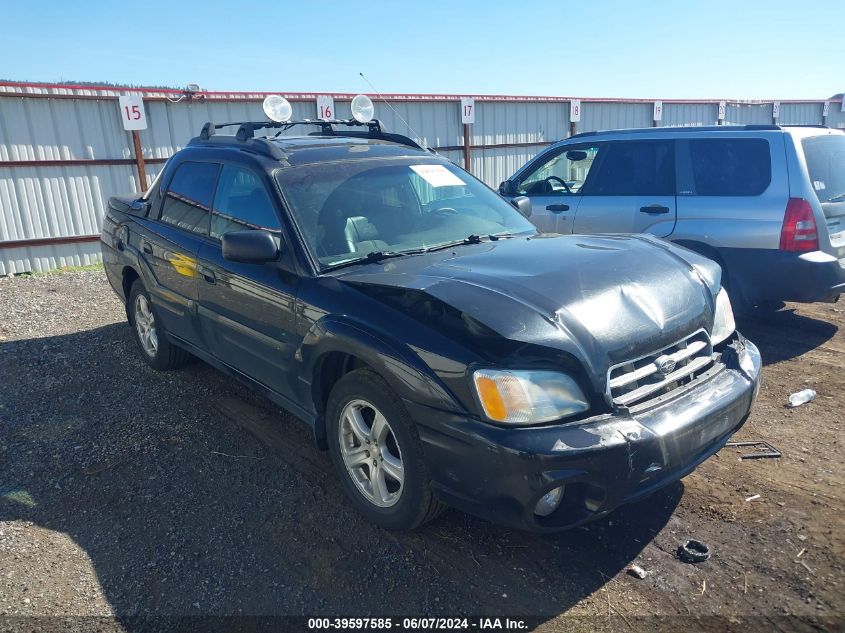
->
<box><xmin>118</xmin><ymin>95</ymin><xmax>147</xmax><ymax>131</ymax></box>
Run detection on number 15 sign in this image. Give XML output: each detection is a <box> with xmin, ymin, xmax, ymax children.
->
<box><xmin>118</xmin><ymin>95</ymin><xmax>147</xmax><ymax>131</ymax></box>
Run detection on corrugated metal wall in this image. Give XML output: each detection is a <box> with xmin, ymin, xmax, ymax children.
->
<box><xmin>581</xmin><ymin>102</ymin><xmax>652</xmax><ymax>132</ymax></box>
<box><xmin>0</xmin><ymin>82</ymin><xmax>842</xmax><ymax>274</ymax></box>
<box><xmin>661</xmin><ymin>102</ymin><xmax>720</xmax><ymax>127</ymax></box>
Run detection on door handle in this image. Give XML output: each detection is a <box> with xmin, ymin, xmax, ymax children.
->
<box><xmin>142</xmin><ymin>242</ymin><xmax>153</xmax><ymax>254</ymax></box>
<box><xmin>197</xmin><ymin>265</ymin><xmax>216</xmax><ymax>284</ymax></box>
<box><xmin>639</xmin><ymin>205</ymin><xmax>670</xmax><ymax>214</ymax></box>
<box><xmin>546</xmin><ymin>204</ymin><xmax>570</xmax><ymax>213</ymax></box>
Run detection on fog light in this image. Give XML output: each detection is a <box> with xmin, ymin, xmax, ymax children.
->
<box><xmin>534</xmin><ymin>486</ymin><xmax>564</xmax><ymax>517</ymax></box>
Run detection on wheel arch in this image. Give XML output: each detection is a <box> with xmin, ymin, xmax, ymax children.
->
<box><xmin>299</xmin><ymin>317</ymin><xmax>462</xmax><ymax>451</ymax></box>
<box><xmin>121</xmin><ymin>266</ymin><xmax>142</xmax><ymax>322</ymax></box>
<box><xmin>122</xmin><ymin>266</ymin><xmax>140</xmax><ymax>300</ymax></box>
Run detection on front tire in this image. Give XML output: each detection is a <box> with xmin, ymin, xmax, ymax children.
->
<box><xmin>326</xmin><ymin>369</ymin><xmax>445</xmax><ymax>530</ymax></box>
<box><xmin>128</xmin><ymin>280</ymin><xmax>189</xmax><ymax>371</ymax></box>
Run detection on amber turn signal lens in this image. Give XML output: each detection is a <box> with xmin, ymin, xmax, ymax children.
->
<box><xmin>475</xmin><ymin>375</ymin><xmax>508</xmax><ymax>421</ymax></box>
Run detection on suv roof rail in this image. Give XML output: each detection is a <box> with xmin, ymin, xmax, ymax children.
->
<box><xmin>570</xmin><ymin>124</ymin><xmax>782</xmax><ymax>139</ymax></box>
<box><xmin>782</xmin><ymin>124</ymin><xmax>830</xmax><ymax>128</ymax></box>
<box><xmin>189</xmin><ymin>118</ymin><xmax>424</xmax><ymax>157</ymax></box>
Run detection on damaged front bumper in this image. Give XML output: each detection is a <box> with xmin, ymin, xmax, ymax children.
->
<box><xmin>409</xmin><ymin>334</ymin><xmax>761</xmax><ymax>532</ymax></box>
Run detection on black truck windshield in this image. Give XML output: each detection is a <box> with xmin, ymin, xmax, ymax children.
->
<box><xmin>276</xmin><ymin>159</ymin><xmax>535</xmax><ymax>270</ymax></box>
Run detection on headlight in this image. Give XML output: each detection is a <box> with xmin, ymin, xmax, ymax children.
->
<box><xmin>711</xmin><ymin>288</ymin><xmax>736</xmax><ymax>345</ymax></box>
<box><xmin>472</xmin><ymin>369</ymin><xmax>589</xmax><ymax>425</ymax></box>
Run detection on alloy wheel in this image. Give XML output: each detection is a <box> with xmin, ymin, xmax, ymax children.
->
<box><xmin>134</xmin><ymin>294</ymin><xmax>158</xmax><ymax>357</ymax></box>
<box><xmin>338</xmin><ymin>399</ymin><xmax>405</xmax><ymax>508</ymax></box>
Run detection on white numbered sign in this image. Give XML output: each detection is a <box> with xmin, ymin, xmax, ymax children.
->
<box><xmin>823</xmin><ymin>101</ymin><xmax>830</xmax><ymax>117</ymax></box>
<box><xmin>653</xmin><ymin>100</ymin><xmax>663</xmax><ymax>121</ymax></box>
<box><xmin>772</xmin><ymin>102</ymin><xmax>781</xmax><ymax>119</ymax></box>
<box><xmin>460</xmin><ymin>97</ymin><xmax>475</xmax><ymax>124</ymax></box>
<box><xmin>317</xmin><ymin>96</ymin><xmax>335</xmax><ymax>121</ymax></box>
<box><xmin>118</xmin><ymin>95</ymin><xmax>147</xmax><ymax>131</ymax></box>
<box><xmin>570</xmin><ymin>99</ymin><xmax>581</xmax><ymax>122</ymax></box>
<box><xmin>717</xmin><ymin>100</ymin><xmax>727</xmax><ymax>121</ymax></box>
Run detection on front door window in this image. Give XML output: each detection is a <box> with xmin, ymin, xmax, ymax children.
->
<box><xmin>518</xmin><ymin>145</ymin><xmax>603</xmax><ymax>196</ymax></box>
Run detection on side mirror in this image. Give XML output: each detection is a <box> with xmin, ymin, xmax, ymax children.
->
<box><xmin>129</xmin><ymin>199</ymin><xmax>151</xmax><ymax>216</ymax></box>
<box><xmin>499</xmin><ymin>179</ymin><xmax>516</xmax><ymax>196</ymax></box>
<box><xmin>510</xmin><ymin>196</ymin><xmax>532</xmax><ymax>218</ymax></box>
<box><xmin>222</xmin><ymin>230</ymin><xmax>280</xmax><ymax>264</ymax></box>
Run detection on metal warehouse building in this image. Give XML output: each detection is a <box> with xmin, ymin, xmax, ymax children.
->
<box><xmin>1</xmin><ymin>80</ymin><xmax>843</xmax><ymax>275</ymax></box>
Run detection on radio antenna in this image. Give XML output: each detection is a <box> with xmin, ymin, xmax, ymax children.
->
<box><xmin>359</xmin><ymin>72</ymin><xmax>427</xmax><ymax>149</ymax></box>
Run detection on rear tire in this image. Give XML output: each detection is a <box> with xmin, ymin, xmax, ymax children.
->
<box><xmin>326</xmin><ymin>368</ymin><xmax>445</xmax><ymax>530</ymax></box>
<box><xmin>128</xmin><ymin>280</ymin><xmax>190</xmax><ymax>371</ymax></box>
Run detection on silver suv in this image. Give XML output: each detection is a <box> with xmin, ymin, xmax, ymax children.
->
<box><xmin>500</xmin><ymin>125</ymin><xmax>845</xmax><ymax>310</ymax></box>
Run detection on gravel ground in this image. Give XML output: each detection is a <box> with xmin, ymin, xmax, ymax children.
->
<box><xmin>0</xmin><ymin>269</ymin><xmax>842</xmax><ymax>632</ymax></box>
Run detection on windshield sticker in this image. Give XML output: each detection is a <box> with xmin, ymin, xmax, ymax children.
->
<box><xmin>410</xmin><ymin>164</ymin><xmax>466</xmax><ymax>187</ymax></box>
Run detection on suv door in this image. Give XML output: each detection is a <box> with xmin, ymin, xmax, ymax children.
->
<box><xmin>509</xmin><ymin>143</ymin><xmax>604</xmax><ymax>233</ymax></box>
<box><xmin>195</xmin><ymin>164</ymin><xmax>300</xmax><ymax>402</ymax></box>
<box><xmin>572</xmin><ymin>139</ymin><xmax>677</xmax><ymax>237</ymax></box>
<box><xmin>137</xmin><ymin>160</ymin><xmax>220</xmax><ymax>345</ymax></box>
<box><xmin>673</xmin><ymin>136</ymin><xmax>783</xmax><ymax>251</ymax></box>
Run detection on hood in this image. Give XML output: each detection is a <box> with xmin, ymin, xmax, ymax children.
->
<box><xmin>335</xmin><ymin>233</ymin><xmax>721</xmax><ymax>391</ymax></box>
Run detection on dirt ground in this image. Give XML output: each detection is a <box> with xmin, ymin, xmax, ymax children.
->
<box><xmin>0</xmin><ymin>269</ymin><xmax>842</xmax><ymax>632</ymax></box>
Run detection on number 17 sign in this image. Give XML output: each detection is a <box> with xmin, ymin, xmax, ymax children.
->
<box><xmin>118</xmin><ymin>95</ymin><xmax>147</xmax><ymax>131</ymax></box>
<box><xmin>460</xmin><ymin>97</ymin><xmax>475</xmax><ymax>124</ymax></box>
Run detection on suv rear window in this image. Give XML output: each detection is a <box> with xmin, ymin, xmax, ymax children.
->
<box><xmin>802</xmin><ymin>135</ymin><xmax>845</xmax><ymax>204</ymax></box>
<box><xmin>160</xmin><ymin>161</ymin><xmax>220</xmax><ymax>234</ymax></box>
<box><xmin>689</xmin><ymin>139</ymin><xmax>771</xmax><ymax>196</ymax></box>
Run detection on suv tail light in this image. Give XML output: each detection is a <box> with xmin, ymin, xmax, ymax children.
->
<box><xmin>780</xmin><ymin>198</ymin><xmax>819</xmax><ymax>252</ymax></box>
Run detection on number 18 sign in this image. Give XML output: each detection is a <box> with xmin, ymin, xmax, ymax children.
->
<box><xmin>118</xmin><ymin>95</ymin><xmax>147</xmax><ymax>131</ymax></box>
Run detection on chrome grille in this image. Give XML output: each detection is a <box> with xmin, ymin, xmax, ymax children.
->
<box><xmin>607</xmin><ymin>330</ymin><xmax>714</xmax><ymax>407</ymax></box>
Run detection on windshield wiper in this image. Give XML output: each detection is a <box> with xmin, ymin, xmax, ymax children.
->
<box><xmin>323</xmin><ymin>249</ymin><xmax>423</xmax><ymax>272</ymax></box>
<box><xmin>827</xmin><ymin>192</ymin><xmax>845</xmax><ymax>203</ymax></box>
<box><xmin>425</xmin><ymin>234</ymin><xmax>484</xmax><ymax>253</ymax></box>
<box><xmin>425</xmin><ymin>232</ymin><xmax>521</xmax><ymax>253</ymax></box>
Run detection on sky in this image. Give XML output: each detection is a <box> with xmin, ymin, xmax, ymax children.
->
<box><xmin>0</xmin><ymin>0</ymin><xmax>841</xmax><ymax>100</ymax></box>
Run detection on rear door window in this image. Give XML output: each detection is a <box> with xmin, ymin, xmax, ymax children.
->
<box><xmin>586</xmin><ymin>140</ymin><xmax>675</xmax><ymax>196</ymax></box>
<box><xmin>802</xmin><ymin>135</ymin><xmax>845</xmax><ymax>204</ymax></box>
<box><xmin>210</xmin><ymin>166</ymin><xmax>281</xmax><ymax>240</ymax></box>
<box><xmin>689</xmin><ymin>138</ymin><xmax>771</xmax><ymax>196</ymax></box>
<box><xmin>159</xmin><ymin>161</ymin><xmax>220</xmax><ymax>234</ymax></box>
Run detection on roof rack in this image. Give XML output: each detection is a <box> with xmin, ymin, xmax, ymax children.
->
<box><xmin>570</xmin><ymin>124</ymin><xmax>783</xmax><ymax>138</ymax></box>
<box><xmin>197</xmin><ymin>118</ymin><xmax>424</xmax><ymax>150</ymax></box>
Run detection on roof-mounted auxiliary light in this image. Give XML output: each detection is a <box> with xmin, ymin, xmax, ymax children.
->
<box><xmin>262</xmin><ymin>95</ymin><xmax>293</xmax><ymax>122</ymax></box>
<box><xmin>351</xmin><ymin>94</ymin><xmax>375</xmax><ymax>123</ymax></box>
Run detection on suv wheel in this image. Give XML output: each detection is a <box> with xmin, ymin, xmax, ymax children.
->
<box><xmin>128</xmin><ymin>280</ymin><xmax>189</xmax><ymax>370</ymax></box>
<box><xmin>326</xmin><ymin>369</ymin><xmax>445</xmax><ymax>530</ymax></box>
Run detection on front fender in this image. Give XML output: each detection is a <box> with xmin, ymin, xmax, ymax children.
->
<box><xmin>296</xmin><ymin>316</ymin><xmax>465</xmax><ymax>446</ymax></box>
<box><xmin>634</xmin><ymin>234</ymin><xmax>723</xmax><ymax>299</ymax></box>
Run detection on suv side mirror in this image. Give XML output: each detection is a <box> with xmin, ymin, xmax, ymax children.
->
<box><xmin>499</xmin><ymin>179</ymin><xmax>517</xmax><ymax>196</ymax></box>
<box><xmin>222</xmin><ymin>230</ymin><xmax>280</xmax><ymax>263</ymax></box>
<box><xmin>510</xmin><ymin>196</ymin><xmax>532</xmax><ymax>218</ymax></box>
